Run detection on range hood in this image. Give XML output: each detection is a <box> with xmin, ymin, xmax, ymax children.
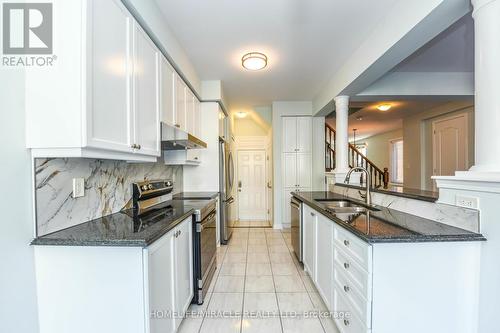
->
<box><xmin>161</xmin><ymin>123</ymin><xmax>207</xmax><ymax>150</ymax></box>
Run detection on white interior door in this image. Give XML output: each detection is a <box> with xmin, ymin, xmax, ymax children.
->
<box><xmin>237</xmin><ymin>150</ymin><xmax>267</xmax><ymax>221</ymax></box>
<box><xmin>433</xmin><ymin>114</ymin><xmax>468</xmax><ymax>178</ymax></box>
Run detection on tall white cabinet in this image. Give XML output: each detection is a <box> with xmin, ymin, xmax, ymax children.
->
<box><xmin>282</xmin><ymin>116</ymin><xmax>312</xmax><ymax>225</ymax></box>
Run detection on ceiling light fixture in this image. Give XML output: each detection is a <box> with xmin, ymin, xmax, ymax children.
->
<box><xmin>235</xmin><ymin>111</ymin><xmax>247</xmax><ymax>118</ymax></box>
<box><xmin>377</xmin><ymin>104</ymin><xmax>392</xmax><ymax>112</ymax></box>
<box><xmin>241</xmin><ymin>52</ymin><xmax>267</xmax><ymax>71</ymax></box>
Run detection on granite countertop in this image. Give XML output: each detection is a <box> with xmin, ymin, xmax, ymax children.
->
<box><xmin>292</xmin><ymin>191</ymin><xmax>485</xmax><ymax>243</ymax></box>
<box><xmin>173</xmin><ymin>192</ymin><xmax>219</xmax><ymax>200</ymax></box>
<box><xmin>31</xmin><ymin>199</ymin><xmax>215</xmax><ymax>247</ymax></box>
<box><xmin>336</xmin><ymin>183</ymin><xmax>439</xmax><ymax>202</ymax></box>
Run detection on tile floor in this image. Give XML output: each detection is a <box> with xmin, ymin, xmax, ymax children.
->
<box><xmin>178</xmin><ymin>228</ymin><xmax>340</xmax><ymax>333</ymax></box>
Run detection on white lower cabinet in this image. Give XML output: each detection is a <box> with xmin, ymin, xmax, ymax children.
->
<box><xmin>301</xmin><ymin>202</ymin><xmax>481</xmax><ymax>333</ymax></box>
<box><xmin>302</xmin><ymin>204</ymin><xmax>317</xmax><ymax>280</ymax></box>
<box><xmin>315</xmin><ymin>213</ymin><xmax>334</xmax><ymax>310</ymax></box>
<box><xmin>34</xmin><ymin>217</ymin><xmax>193</xmax><ymax>333</ymax></box>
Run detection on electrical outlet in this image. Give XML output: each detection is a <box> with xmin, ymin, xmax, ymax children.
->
<box><xmin>456</xmin><ymin>195</ymin><xmax>478</xmax><ymax>209</ymax></box>
<box><xmin>72</xmin><ymin>178</ymin><xmax>85</xmax><ymax>198</ymax></box>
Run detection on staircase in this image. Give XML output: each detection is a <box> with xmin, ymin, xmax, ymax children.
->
<box><xmin>325</xmin><ymin>124</ymin><xmax>389</xmax><ymax>188</ymax></box>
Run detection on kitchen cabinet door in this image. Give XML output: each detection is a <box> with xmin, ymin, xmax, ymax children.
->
<box><xmin>282</xmin><ymin>117</ymin><xmax>297</xmax><ymax>153</ymax></box>
<box><xmin>194</xmin><ymin>99</ymin><xmax>201</xmax><ymax>138</ymax></box>
<box><xmin>297</xmin><ymin>153</ymin><xmax>312</xmax><ymax>188</ymax></box>
<box><xmin>296</xmin><ymin>117</ymin><xmax>312</xmax><ymax>153</ymax></box>
<box><xmin>160</xmin><ymin>56</ymin><xmax>175</xmax><ymax>127</ymax></box>
<box><xmin>175</xmin><ymin>75</ymin><xmax>187</xmax><ymax>132</ymax></box>
<box><xmin>303</xmin><ymin>204</ymin><xmax>317</xmax><ymax>280</ymax></box>
<box><xmin>148</xmin><ymin>230</ymin><xmax>175</xmax><ymax>333</ymax></box>
<box><xmin>173</xmin><ymin>217</ymin><xmax>193</xmax><ymax>329</ymax></box>
<box><xmin>316</xmin><ymin>213</ymin><xmax>333</xmax><ymax>309</ymax></box>
<box><xmin>132</xmin><ymin>23</ymin><xmax>160</xmax><ymax>156</ymax></box>
<box><xmin>283</xmin><ymin>153</ymin><xmax>297</xmax><ymax>188</ymax></box>
<box><xmin>186</xmin><ymin>89</ymin><xmax>195</xmax><ymax>135</ymax></box>
<box><xmin>87</xmin><ymin>0</ymin><xmax>133</xmax><ymax>153</ymax></box>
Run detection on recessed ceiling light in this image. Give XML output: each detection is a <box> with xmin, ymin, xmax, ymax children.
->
<box><xmin>235</xmin><ymin>111</ymin><xmax>247</xmax><ymax>118</ymax></box>
<box><xmin>377</xmin><ymin>104</ymin><xmax>392</xmax><ymax>111</ymax></box>
<box><xmin>242</xmin><ymin>52</ymin><xmax>267</xmax><ymax>71</ymax></box>
<box><xmin>356</xmin><ymin>116</ymin><xmax>363</xmax><ymax>121</ymax></box>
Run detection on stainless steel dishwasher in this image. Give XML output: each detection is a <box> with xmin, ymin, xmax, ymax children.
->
<box><xmin>290</xmin><ymin>197</ymin><xmax>302</xmax><ymax>262</ymax></box>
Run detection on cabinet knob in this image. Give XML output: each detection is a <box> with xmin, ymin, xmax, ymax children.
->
<box><xmin>344</xmin><ymin>262</ymin><xmax>350</xmax><ymax>269</ymax></box>
<box><xmin>175</xmin><ymin>124</ymin><xmax>180</xmax><ymax>128</ymax></box>
<box><xmin>178</xmin><ymin>230</ymin><xmax>181</xmax><ymax>236</ymax></box>
<box><xmin>343</xmin><ymin>319</ymin><xmax>350</xmax><ymax>327</ymax></box>
<box><xmin>343</xmin><ymin>239</ymin><xmax>350</xmax><ymax>247</ymax></box>
<box><xmin>310</xmin><ymin>212</ymin><xmax>315</xmax><ymax>216</ymax></box>
<box><xmin>343</xmin><ymin>285</ymin><xmax>350</xmax><ymax>292</ymax></box>
<box><xmin>194</xmin><ymin>157</ymin><xmax>198</xmax><ymax>160</ymax></box>
<box><xmin>137</xmin><ymin>144</ymin><xmax>141</xmax><ymax>150</ymax></box>
<box><xmin>131</xmin><ymin>144</ymin><xmax>137</xmax><ymax>149</ymax></box>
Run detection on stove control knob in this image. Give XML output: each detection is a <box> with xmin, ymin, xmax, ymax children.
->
<box><xmin>142</xmin><ymin>185</ymin><xmax>148</xmax><ymax>191</ymax></box>
<box><xmin>148</xmin><ymin>184</ymin><xmax>154</xmax><ymax>190</ymax></box>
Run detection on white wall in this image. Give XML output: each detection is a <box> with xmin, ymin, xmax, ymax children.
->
<box><xmin>0</xmin><ymin>70</ymin><xmax>39</xmax><ymax>331</ymax></box>
<box><xmin>273</xmin><ymin>102</ymin><xmax>311</xmax><ymax>228</ymax></box>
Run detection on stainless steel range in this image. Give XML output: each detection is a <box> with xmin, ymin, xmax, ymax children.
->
<box><xmin>131</xmin><ymin>180</ymin><xmax>217</xmax><ymax>305</ymax></box>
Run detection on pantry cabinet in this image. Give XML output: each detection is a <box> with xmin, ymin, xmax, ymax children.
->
<box><xmin>25</xmin><ymin>0</ymin><xmax>200</xmax><ymax>162</ymax></box>
<box><xmin>281</xmin><ymin>116</ymin><xmax>312</xmax><ymax>225</ymax></box>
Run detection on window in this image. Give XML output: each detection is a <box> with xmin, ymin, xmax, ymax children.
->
<box><xmin>390</xmin><ymin>139</ymin><xmax>403</xmax><ymax>184</ymax></box>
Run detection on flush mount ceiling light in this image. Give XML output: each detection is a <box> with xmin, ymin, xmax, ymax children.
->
<box><xmin>377</xmin><ymin>104</ymin><xmax>392</xmax><ymax>111</ymax></box>
<box><xmin>235</xmin><ymin>111</ymin><xmax>247</xmax><ymax>118</ymax></box>
<box><xmin>241</xmin><ymin>52</ymin><xmax>267</xmax><ymax>71</ymax></box>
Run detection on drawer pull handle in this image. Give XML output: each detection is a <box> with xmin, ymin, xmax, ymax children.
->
<box><xmin>344</xmin><ymin>319</ymin><xmax>350</xmax><ymax>326</ymax></box>
<box><xmin>343</xmin><ymin>239</ymin><xmax>350</xmax><ymax>246</ymax></box>
<box><xmin>344</xmin><ymin>262</ymin><xmax>350</xmax><ymax>269</ymax></box>
<box><xmin>343</xmin><ymin>285</ymin><xmax>350</xmax><ymax>292</ymax></box>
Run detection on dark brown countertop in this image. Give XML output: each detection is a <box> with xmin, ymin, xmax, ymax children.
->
<box><xmin>292</xmin><ymin>191</ymin><xmax>485</xmax><ymax>244</ymax></box>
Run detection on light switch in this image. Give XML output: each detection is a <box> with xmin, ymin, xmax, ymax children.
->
<box><xmin>72</xmin><ymin>178</ymin><xmax>85</xmax><ymax>198</ymax></box>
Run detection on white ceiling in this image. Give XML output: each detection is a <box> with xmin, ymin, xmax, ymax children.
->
<box><xmin>155</xmin><ymin>0</ymin><xmax>400</xmax><ymax>110</ymax></box>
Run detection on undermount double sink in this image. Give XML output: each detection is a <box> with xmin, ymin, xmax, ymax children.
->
<box><xmin>315</xmin><ymin>198</ymin><xmax>380</xmax><ymax>215</ymax></box>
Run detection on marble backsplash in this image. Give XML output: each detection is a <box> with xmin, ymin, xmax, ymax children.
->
<box><xmin>35</xmin><ymin>158</ymin><xmax>183</xmax><ymax>236</ymax></box>
<box><xmin>330</xmin><ymin>184</ymin><xmax>480</xmax><ymax>232</ymax></box>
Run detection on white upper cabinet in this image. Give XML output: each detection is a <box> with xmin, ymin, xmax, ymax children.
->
<box><xmin>87</xmin><ymin>0</ymin><xmax>133</xmax><ymax>153</ymax></box>
<box><xmin>25</xmin><ymin>0</ymin><xmax>200</xmax><ymax>162</ymax></box>
<box><xmin>282</xmin><ymin>117</ymin><xmax>298</xmax><ymax>153</ymax></box>
<box><xmin>296</xmin><ymin>117</ymin><xmax>312</xmax><ymax>153</ymax></box>
<box><xmin>132</xmin><ymin>23</ymin><xmax>160</xmax><ymax>157</ymax></box>
<box><xmin>186</xmin><ymin>89</ymin><xmax>196</xmax><ymax>135</ymax></box>
<box><xmin>160</xmin><ymin>56</ymin><xmax>176</xmax><ymax>127</ymax></box>
<box><xmin>282</xmin><ymin>117</ymin><xmax>312</xmax><ymax>153</ymax></box>
<box><xmin>175</xmin><ymin>74</ymin><xmax>187</xmax><ymax>132</ymax></box>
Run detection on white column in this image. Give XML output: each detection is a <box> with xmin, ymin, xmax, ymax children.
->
<box><xmin>470</xmin><ymin>0</ymin><xmax>500</xmax><ymax>173</ymax></box>
<box><xmin>333</xmin><ymin>95</ymin><xmax>350</xmax><ymax>182</ymax></box>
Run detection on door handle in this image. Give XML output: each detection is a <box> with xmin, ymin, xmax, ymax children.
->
<box><xmin>267</xmin><ymin>181</ymin><xmax>272</xmax><ymax>189</ymax></box>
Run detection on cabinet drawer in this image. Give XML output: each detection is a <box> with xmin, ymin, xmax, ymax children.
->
<box><xmin>334</xmin><ymin>225</ymin><xmax>371</xmax><ymax>271</ymax></box>
<box><xmin>333</xmin><ymin>266</ymin><xmax>371</xmax><ymax>326</ymax></box>
<box><xmin>334</xmin><ymin>247</ymin><xmax>371</xmax><ymax>300</ymax></box>
<box><xmin>332</xmin><ymin>285</ymin><xmax>370</xmax><ymax>333</ymax></box>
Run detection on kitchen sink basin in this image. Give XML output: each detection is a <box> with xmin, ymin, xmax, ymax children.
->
<box><xmin>321</xmin><ymin>200</ymin><xmax>356</xmax><ymax>209</ymax></box>
<box><xmin>317</xmin><ymin>199</ymin><xmax>380</xmax><ymax>213</ymax></box>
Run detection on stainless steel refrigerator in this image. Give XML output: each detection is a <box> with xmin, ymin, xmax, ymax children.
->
<box><xmin>219</xmin><ymin>138</ymin><xmax>235</xmax><ymax>244</ymax></box>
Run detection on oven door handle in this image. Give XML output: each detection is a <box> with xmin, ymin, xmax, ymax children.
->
<box><xmin>197</xmin><ymin>211</ymin><xmax>217</xmax><ymax>232</ymax></box>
